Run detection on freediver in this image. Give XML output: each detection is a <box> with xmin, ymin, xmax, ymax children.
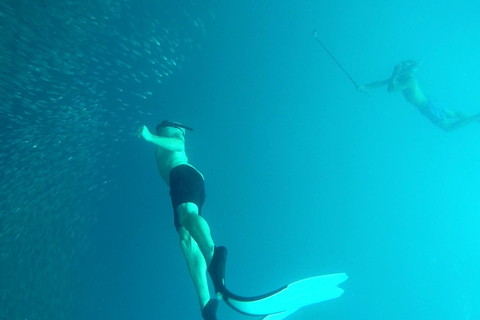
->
<box><xmin>138</xmin><ymin>120</ymin><xmax>227</xmax><ymax>320</ymax></box>
<box><xmin>356</xmin><ymin>59</ymin><xmax>480</xmax><ymax>132</ymax></box>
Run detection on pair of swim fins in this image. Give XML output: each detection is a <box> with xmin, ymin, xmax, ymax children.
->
<box><xmin>209</xmin><ymin>246</ymin><xmax>348</xmax><ymax>319</ymax></box>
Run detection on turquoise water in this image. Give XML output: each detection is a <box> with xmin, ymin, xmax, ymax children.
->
<box><xmin>1</xmin><ymin>1</ymin><xmax>479</xmax><ymax>319</ymax></box>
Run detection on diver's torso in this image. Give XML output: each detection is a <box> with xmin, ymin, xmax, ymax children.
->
<box><xmin>402</xmin><ymin>79</ymin><xmax>428</xmax><ymax>110</ymax></box>
<box><xmin>155</xmin><ymin>147</ymin><xmax>189</xmax><ymax>186</ymax></box>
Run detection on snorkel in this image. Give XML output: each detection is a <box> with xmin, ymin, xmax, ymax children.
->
<box><xmin>156</xmin><ymin>120</ymin><xmax>194</xmax><ymax>136</ymax></box>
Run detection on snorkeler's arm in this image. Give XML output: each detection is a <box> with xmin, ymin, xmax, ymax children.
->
<box><xmin>364</xmin><ymin>78</ymin><xmax>390</xmax><ymax>89</ymax></box>
<box><xmin>138</xmin><ymin>125</ymin><xmax>184</xmax><ymax>151</ymax></box>
<box><xmin>356</xmin><ymin>78</ymin><xmax>389</xmax><ymax>92</ymax></box>
<box><xmin>387</xmin><ymin>74</ymin><xmax>415</xmax><ymax>92</ymax></box>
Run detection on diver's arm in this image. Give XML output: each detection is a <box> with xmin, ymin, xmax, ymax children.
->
<box><xmin>387</xmin><ymin>75</ymin><xmax>414</xmax><ymax>92</ymax></box>
<box><xmin>138</xmin><ymin>125</ymin><xmax>184</xmax><ymax>152</ymax></box>
<box><xmin>364</xmin><ymin>78</ymin><xmax>390</xmax><ymax>89</ymax></box>
<box><xmin>356</xmin><ymin>78</ymin><xmax>389</xmax><ymax>92</ymax></box>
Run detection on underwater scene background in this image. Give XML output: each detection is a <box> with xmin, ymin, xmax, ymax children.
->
<box><xmin>1</xmin><ymin>0</ymin><xmax>479</xmax><ymax>319</ymax></box>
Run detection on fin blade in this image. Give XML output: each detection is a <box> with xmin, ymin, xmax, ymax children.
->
<box><xmin>224</xmin><ymin>273</ymin><xmax>348</xmax><ymax>317</ymax></box>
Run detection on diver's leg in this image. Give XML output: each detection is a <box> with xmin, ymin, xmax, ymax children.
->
<box><xmin>178</xmin><ymin>227</ymin><xmax>211</xmax><ymax>311</ymax></box>
<box><xmin>453</xmin><ymin>111</ymin><xmax>468</xmax><ymax>118</ymax></box>
<box><xmin>438</xmin><ymin>112</ymin><xmax>480</xmax><ymax>131</ymax></box>
<box><xmin>177</xmin><ymin>203</ymin><xmax>215</xmax><ymax>266</ymax></box>
<box><xmin>178</xmin><ymin>203</ymin><xmax>227</xmax><ymax>296</ymax></box>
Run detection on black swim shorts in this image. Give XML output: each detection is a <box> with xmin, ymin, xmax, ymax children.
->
<box><xmin>169</xmin><ymin>164</ymin><xmax>206</xmax><ymax>231</ymax></box>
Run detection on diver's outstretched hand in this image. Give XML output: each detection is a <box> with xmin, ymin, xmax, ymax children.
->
<box><xmin>356</xmin><ymin>85</ymin><xmax>366</xmax><ymax>93</ymax></box>
<box><xmin>138</xmin><ymin>125</ymin><xmax>153</xmax><ymax>142</ymax></box>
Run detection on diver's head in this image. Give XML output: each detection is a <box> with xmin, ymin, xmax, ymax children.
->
<box><xmin>393</xmin><ymin>59</ymin><xmax>419</xmax><ymax>76</ymax></box>
<box><xmin>156</xmin><ymin>125</ymin><xmax>185</xmax><ymax>138</ymax></box>
<box><xmin>155</xmin><ymin>120</ymin><xmax>193</xmax><ymax>137</ymax></box>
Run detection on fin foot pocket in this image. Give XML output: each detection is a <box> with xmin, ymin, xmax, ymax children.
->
<box><xmin>202</xmin><ymin>299</ymin><xmax>218</xmax><ymax>320</ymax></box>
<box><xmin>208</xmin><ymin>246</ymin><xmax>228</xmax><ymax>294</ymax></box>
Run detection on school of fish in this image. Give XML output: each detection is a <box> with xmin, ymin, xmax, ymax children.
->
<box><xmin>0</xmin><ymin>0</ymin><xmax>215</xmax><ymax>318</ymax></box>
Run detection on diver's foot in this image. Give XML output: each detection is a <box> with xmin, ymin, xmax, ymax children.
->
<box><xmin>202</xmin><ymin>298</ymin><xmax>218</xmax><ymax>320</ymax></box>
<box><xmin>208</xmin><ymin>246</ymin><xmax>228</xmax><ymax>294</ymax></box>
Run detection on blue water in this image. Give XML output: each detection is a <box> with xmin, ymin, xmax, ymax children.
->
<box><xmin>1</xmin><ymin>1</ymin><xmax>479</xmax><ymax>319</ymax></box>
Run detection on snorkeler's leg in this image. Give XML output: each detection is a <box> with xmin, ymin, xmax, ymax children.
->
<box><xmin>178</xmin><ymin>203</ymin><xmax>227</xmax><ymax>296</ymax></box>
<box><xmin>456</xmin><ymin>111</ymin><xmax>480</xmax><ymax>123</ymax></box>
<box><xmin>439</xmin><ymin>112</ymin><xmax>480</xmax><ymax>131</ymax></box>
<box><xmin>443</xmin><ymin>108</ymin><xmax>462</xmax><ymax>119</ymax></box>
<box><xmin>178</xmin><ymin>227</ymin><xmax>214</xmax><ymax>313</ymax></box>
<box><xmin>453</xmin><ymin>111</ymin><xmax>469</xmax><ymax>118</ymax></box>
<box><xmin>177</xmin><ymin>203</ymin><xmax>215</xmax><ymax>267</ymax></box>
